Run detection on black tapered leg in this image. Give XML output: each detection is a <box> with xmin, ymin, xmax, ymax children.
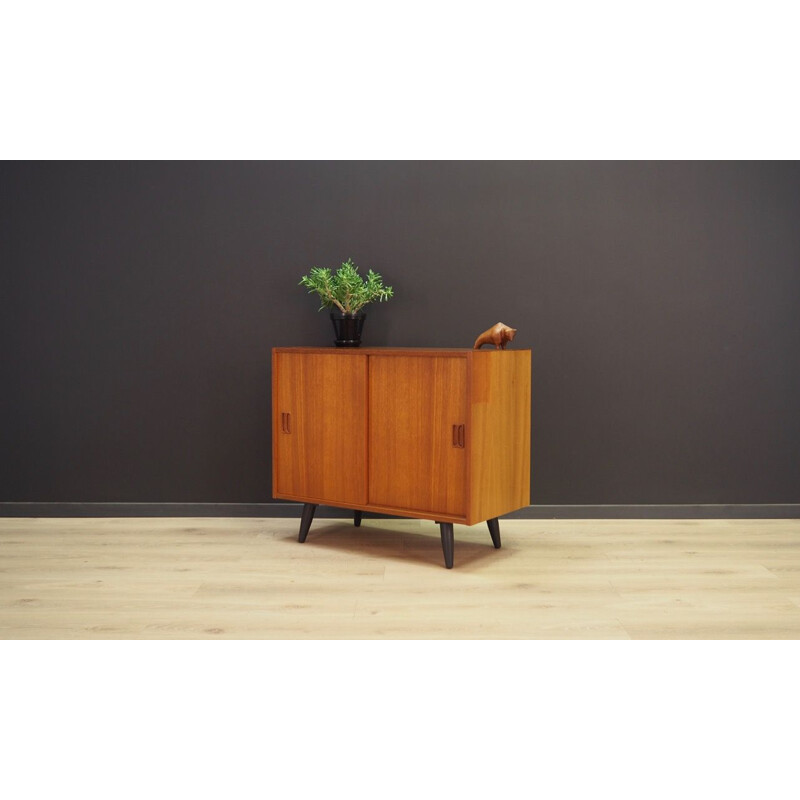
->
<box><xmin>298</xmin><ymin>503</ymin><xmax>318</xmax><ymax>543</ymax></box>
<box><xmin>354</xmin><ymin>510</ymin><xmax>363</xmax><ymax>527</ymax></box>
<box><xmin>487</xmin><ymin>517</ymin><xmax>501</xmax><ymax>549</ymax></box>
<box><xmin>439</xmin><ymin>522</ymin><xmax>454</xmax><ymax>569</ymax></box>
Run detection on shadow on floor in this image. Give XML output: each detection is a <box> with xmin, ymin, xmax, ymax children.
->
<box><xmin>277</xmin><ymin>520</ymin><xmax>509</xmax><ymax>569</ymax></box>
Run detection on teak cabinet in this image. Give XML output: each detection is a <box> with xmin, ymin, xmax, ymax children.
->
<box><xmin>272</xmin><ymin>347</ymin><xmax>531</xmax><ymax>568</ymax></box>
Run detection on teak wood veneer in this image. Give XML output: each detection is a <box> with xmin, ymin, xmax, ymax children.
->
<box><xmin>272</xmin><ymin>347</ymin><xmax>531</xmax><ymax>568</ymax></box>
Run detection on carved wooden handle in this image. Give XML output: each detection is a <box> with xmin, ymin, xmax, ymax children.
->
<box><xmin>281</xmin><ymin>412</ymin><xmax>291</xmax><ymax>433</ymax></box>
<box><xmin>452</xmin><ymin>424</ymin><xmax>465</xmax><ymax>448</ymax></box>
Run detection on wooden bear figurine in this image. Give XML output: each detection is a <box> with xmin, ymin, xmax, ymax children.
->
<box><xmin>473</xmin><ymin>322</ymin><xmax>517</xmax><ymax>350</ymax></box>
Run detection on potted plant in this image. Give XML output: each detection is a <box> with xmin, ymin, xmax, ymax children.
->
<box><xmin>299</xmin><ymin>258</ymin><xmax>394</xmax><ymax>347</ymax></box>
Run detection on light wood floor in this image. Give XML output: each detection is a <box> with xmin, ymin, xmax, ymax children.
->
<box><xmin>1</xmin><ymin>516</ymin><xmax>799</xmax><ymax>639</ymax></box>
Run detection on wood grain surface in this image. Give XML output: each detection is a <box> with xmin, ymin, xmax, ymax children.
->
<box><xmin>2</xmin><ymin>517</ymin><xmax>799</xmax><ymax>639</ymax></box>
<box><xmin>272</xmin><ymin>348</ymin><xmax>531</xmax><ymax>527</ymax></box>
<box><xmin>469</xmin><ymin>349</ymin><xmax>531</xmax><ymax>524</ymax></box>
<box><xmin>273</xmin><ymin>351</ymin><xmax>367</xmax><ymax>507</ymax></box>
<box><xmin>368</xmin><ymin>355</ymin><xmax>467</xmax><ymax>517</ymax></box>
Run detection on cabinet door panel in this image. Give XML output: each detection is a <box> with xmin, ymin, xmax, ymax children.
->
<box><xmin>368</xmin><ymin>355</ymin><xmax>467</xmax><ymax>517</ymax></box>
<box><xmin>274</xmin><ymin>353</ymin><xmax>367</xmax><ymax>506</ymax></box>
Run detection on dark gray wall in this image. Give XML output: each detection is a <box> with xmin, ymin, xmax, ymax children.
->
<box><xmin>2</xmin><ymin>161</ymin><xmax>799</xmax><ymax>506</ymax></box>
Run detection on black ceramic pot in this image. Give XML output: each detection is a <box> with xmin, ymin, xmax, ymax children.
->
<box><xmin>330</xmin><ymin>311</ymin><xmax>366</xmax><ymax>347</ymax></box>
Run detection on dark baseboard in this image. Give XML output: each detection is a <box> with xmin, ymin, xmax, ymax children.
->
<box><xmin>504</xmin><ymin>504</ymin><xmax>800</xmax><ymax>519</ymax></box>
<box><xmin>0</xmin><ymin>502</ymin><xmax>798</xmax><ymax>519</ymax></box>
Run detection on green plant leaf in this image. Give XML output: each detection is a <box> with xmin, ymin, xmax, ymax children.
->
<box><xmin>298</xmin><ymin>259</ymin><xmax>394</xmax><ymax>314</ymax></box>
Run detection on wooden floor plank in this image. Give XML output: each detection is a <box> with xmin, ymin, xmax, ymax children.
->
<box><xmin>1</xmin><ymin>517</ymin><xmax>799</xmax><ymax>639</ymax></box>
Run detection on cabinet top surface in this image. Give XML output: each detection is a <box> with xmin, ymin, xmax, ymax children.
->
<box><xmin>273</xmin><ymin>346</ymin><xmax>531</xmax><ymax>355</ymax></box>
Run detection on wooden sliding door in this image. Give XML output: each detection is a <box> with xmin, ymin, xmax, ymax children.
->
<box><xmin>368</xmin><ymin>355</ymin><xmax>467</xmax><ymax>517</ymax></box>
<box><xmin>273</xmin><ymin>352</ymin><xmax>367</xmax><ymax>506</ymax></box>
